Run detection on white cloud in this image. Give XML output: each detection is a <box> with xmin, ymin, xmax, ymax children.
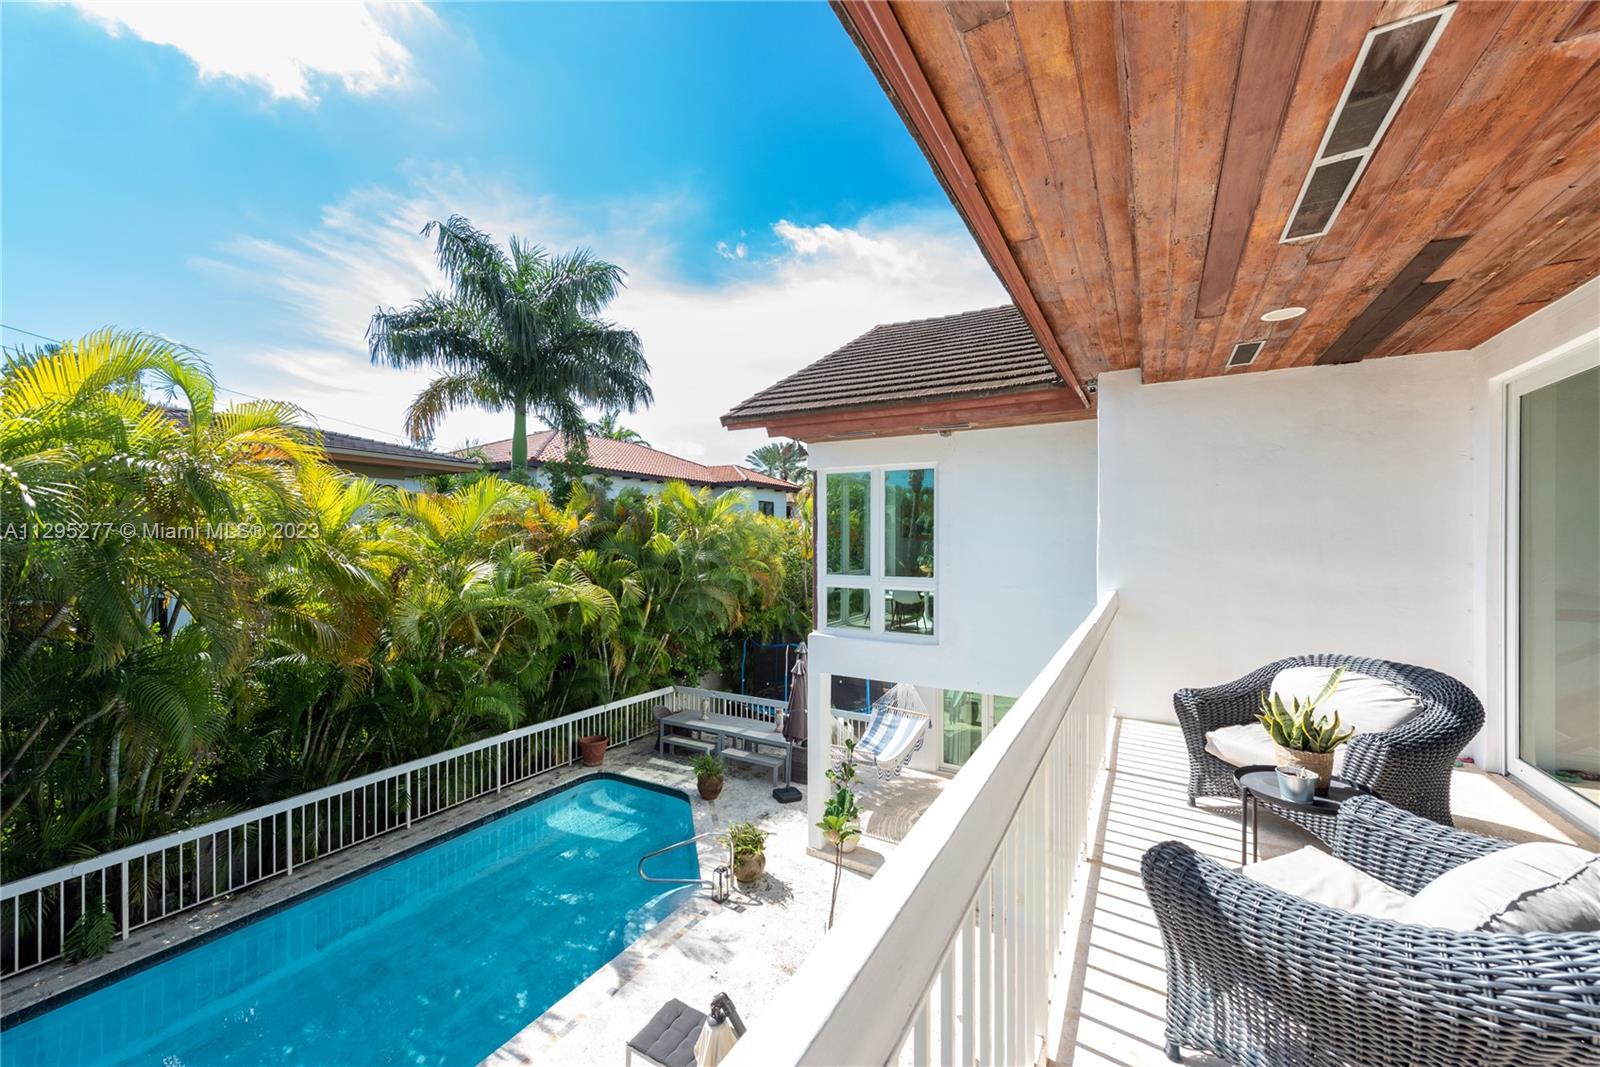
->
<box><xmin>199</xmin><ymin>173</ymin><xmax>1005</xmax><ymax>463</ymax></box>
<box><xmin>67</xmin><ymin>2</ymin><xmax>434</xmax><ymax>102</ymax></box>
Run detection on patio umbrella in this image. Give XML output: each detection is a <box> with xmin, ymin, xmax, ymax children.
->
<box><xmin>783</xmin><ymin>648</ymin><xmax>808</xmax><ymax>746</ymax></box>
<box><xmin>693</xmin><ymin>1015</ymin><xmax>739</xmax><ymax>1067</ymax></box>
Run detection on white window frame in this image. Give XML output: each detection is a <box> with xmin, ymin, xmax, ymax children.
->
<box><xmin>818</xmin><ymin>463</ymin><xmax>939</xmax><ymax>643</ymax></box>
<box><xmin>1501</xmin><ymin>336</ymin><xmax>1600</xmax><ymax>835</ymax></box>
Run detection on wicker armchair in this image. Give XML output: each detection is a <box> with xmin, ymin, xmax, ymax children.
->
<box><xmin>1142</xmin><ymin>795</ymin><xmax>1600</xmax><ymax>1067</ymax></box>
<box><xmin>1175</xmin><ymin>654</ymin><xmax>1483</xmax><ymax>834</ymax></box>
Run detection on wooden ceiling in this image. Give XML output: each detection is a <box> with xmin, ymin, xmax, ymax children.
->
<box><xmin>835</xmin><ymin>1</ymin><xmax>1600</xmax><ymax>387</ymax></box>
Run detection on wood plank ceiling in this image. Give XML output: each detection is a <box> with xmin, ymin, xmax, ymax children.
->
<box><xmin>835</xmin><ymin>1</ymin><xmax>1600</xmax><ymax>386</ymax></box>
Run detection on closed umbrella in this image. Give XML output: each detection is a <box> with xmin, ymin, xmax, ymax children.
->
<box><xmin>773</xmin><ymin>648</ymin><xmax>807</xmax><ymax>802</ymax></box>
<box><xmin>783</xmin><ymin>648</ymin><xmax>808</xmax><ymax>746</ymax></box>
<box><xmin>694</xmin><ymin>1016</ymin><xmax>739</xmax><ymax>1067</ymax></box>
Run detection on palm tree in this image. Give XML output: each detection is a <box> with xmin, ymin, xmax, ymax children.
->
<box><xmin>587</xmin><ymin>411</ymin><xmax>648</xmax><ymax>445</ymax></box>
<box><xmin>368</xmin><ymin>216</ymin><xmax>652</xmax><ymax>474</ymax></box>
<box><xmin>745</xmin><ymin>439</ymin><xmax>807</xmax><ymax>482</ymax></box>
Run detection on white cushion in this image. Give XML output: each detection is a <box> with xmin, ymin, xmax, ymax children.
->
<box><xmin>1205</xmin><ymin>722</ymin><xmax>1347</xmax><ymax>775</ymax></box>
<box><xmin>1402</xmin><ymin>842</ymin><xmax>1600</xmax><ymax>933</ymax></box>
<box><xmin>1271</xmin><ymin>666</ymin><xmax>1421</xmax><ymax>735</ymax></box>
<box><xmin>1242</xmin><ymin>846</ymin><xmax>1413</xmax><ymax>920</ymax></box>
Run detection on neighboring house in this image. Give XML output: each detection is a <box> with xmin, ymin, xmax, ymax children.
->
<box><xmin>461</xmin><ymin>431</ymin><xmax>801</xmax><ymax>514</ymax></box>
<box><xmin>160</xmin><ymin>406</ymin><xmax>476</xmax><ymax>490</ymax></box>
<box><xmin>310</xmin><ymin>429</ymin><xmax>476</xmax><ymax>490</ymax></box>
<box><xmin>724</xmin><ymin>304</ymin><xmax>1097</xmax><ymax>774</ymax></box>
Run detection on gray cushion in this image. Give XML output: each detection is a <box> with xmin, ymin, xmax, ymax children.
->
<box><xmin>627</xmin><ymin>998</ymin><xmax>705</xmax><ymax>1067</ymax></box>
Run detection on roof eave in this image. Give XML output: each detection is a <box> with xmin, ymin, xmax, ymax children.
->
<box><xmin>831</xmin><ymin>0</ymin><xmax>1088</xmax><ymax>405</ymax></box>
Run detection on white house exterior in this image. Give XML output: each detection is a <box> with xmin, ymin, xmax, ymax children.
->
<box><xmin>462</xmin><ymin>431</ymin><xmax>798</xmax><ymax>514</ymax></box>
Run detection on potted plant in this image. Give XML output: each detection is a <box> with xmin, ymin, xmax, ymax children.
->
<box><xmin>578</xmin><ymin>734</ymin><xmax>607</xmax><ymax>767</ymax></box>
<box><xmin>724</xmin><ymin>821</ymin><xmax>770</xmax><ymax>884</ymax></box>
<box><xmin>694</xmin><ymin>753</ymin><xmax>725</xmax><ymax>800</ymax></box>
<box><xmin>1257</xmin><ymin>667</ymin><xmax>1354</xmax><ymax>795</ymax></box>
<box><xmin>821</xmin><ymin>738</ymin><xmax>861</xmax><ymax>851</ymax></box>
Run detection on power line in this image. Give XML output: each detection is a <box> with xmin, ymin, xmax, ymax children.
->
<box><xmin>1</xmin><ymin>322</ymin><xmax>417</xmax><ymax>446</ymax></box>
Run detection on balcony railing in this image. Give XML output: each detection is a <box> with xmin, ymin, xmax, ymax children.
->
<box><xmin>0</xmin><ymin>684</ymin><xmax>782</xmax><ymax>979</ymax></box>
<box><xmin>728</xmin><ymin>591</ymin><xmax>1119</xmax><ymax>1067</ymax></box>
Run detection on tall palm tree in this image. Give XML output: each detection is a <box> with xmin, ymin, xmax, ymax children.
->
<box><xmin>745</xmin><ymin>439</ymin><xmax>808</xmax><ymax>482</ymax></box>
<box><xmin>368</xmin><ymin>216</ymin><xmax>652</xmax><ymax>474</ymax></box>
<box><xmin>587</xmin><ymin>411</ymin><xmax>647</xmax><ymax>445</ymax></box>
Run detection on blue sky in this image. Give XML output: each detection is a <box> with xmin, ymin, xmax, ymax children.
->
<box><xmin>2</xmin><ymin>2</ymin><xmax>1004</xmax><ymax>461</ymax></box>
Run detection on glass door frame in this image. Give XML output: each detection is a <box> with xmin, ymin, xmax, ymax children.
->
<box><xmin>939</xmin><ymin>690</ymin><xmax>1015</xmax><ymax>771</ymax></box>
<box><xmin>1502</xmin><ymin>337</ymin><xmax>1600</xmax><ymax>835</ymax></box>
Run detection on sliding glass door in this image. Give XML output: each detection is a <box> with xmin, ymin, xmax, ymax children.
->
<box><xmin>941</xmin><ymin>691</ymin><xmax>1018</xmax><ymax>769</ymax></box>
<box><xmin>1509</xmin><ymin>347</ymin><xmax>1600</xmax><ymax>831</ymax></box>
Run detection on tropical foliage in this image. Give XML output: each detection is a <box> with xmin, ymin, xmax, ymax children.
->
<box><xmin>1</xmin><ymin>332</ymin><xmax>806</xmax><ymax>879</ymax></box>
<box><xmin>368</xmin><ymin>216</ymin><xmax>651</xmax><ymax>473</ymax></box>
<box><xmin>587</xmin><ymin>411</ymin><xmax>647</xmax><ymax>444</ymax></box>
<box><xmin>745</xmin><ymin>439</ymin><xmax>807</xmax><ymax>483</ymax></box>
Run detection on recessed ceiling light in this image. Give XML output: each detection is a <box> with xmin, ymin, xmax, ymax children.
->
<box><xmin>1261</xmin><ymin>307</ymin><xmax>1307</xmax><ymax>322</ymax></box>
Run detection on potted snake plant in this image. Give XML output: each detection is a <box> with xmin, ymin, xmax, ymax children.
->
<box><xmin>1257</xmin><ymin>667</ymin><xmax>1354</xmax><ymax>795</ymax></box>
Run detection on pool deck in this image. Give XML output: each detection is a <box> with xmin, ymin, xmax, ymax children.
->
<box><xmin>0</xmin><ymin>738</ymin><xmax>880</xmax><ymax>1067</ymax></box>
<box><xmin>484</xmin><ymin>744</ymin><xmax>880</xmax><ymax>1066</ymax></box>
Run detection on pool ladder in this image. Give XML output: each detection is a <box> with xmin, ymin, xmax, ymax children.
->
<box><xmin>638</xmin><ymin>832</ymin><xmax>734</xmax><ymax>902</ymax></box>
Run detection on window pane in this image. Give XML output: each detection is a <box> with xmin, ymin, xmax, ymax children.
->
<box><xmin>825</xmin><ymin>472</ymin><xmax>870</xmax><ymax>575</ymax></box>
<box><xmin>992</xmin><ymin>695</ymin><xmax>1018</xmax><ymax>726</ymax></box>
<box><xmin>1518</xmin><ymin>365</ymin><xmax>1600</xmax><ymax>814</ymax></box>
<box><xmin>884</xmin><ymin>468</ymin><xmax>935</xmax><ymax>577</ymax></box>
<box><xmin>883</xmin><ymin>589</ymin><xmax>933</xmax><ymax>636</ymax></box>
<box><xmin>943</xmin><ymin>690</ymin><xmax>983</xmax><ymax>766</ymax></box>
<box><xmin>825</xmin><ymin>586</ymin><xmax>870</xmax><ymax>630</ymax></box>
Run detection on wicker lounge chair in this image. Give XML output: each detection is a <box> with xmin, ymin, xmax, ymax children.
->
<box><xmin>1175</xmin><ymin>654</ymin><xmax>1483</xmax><ymax>837</ymax></box>
<box><xmin>1142</xmin><ymin>795</ymin><xmax>1600</xmax><ymax>1067</ymax></box>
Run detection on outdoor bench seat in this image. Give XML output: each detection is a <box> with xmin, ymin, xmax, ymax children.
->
<box><xmin>721</xmin><ymin>745</ymin><xmax>785</xmax><ymax>783</ymax></box>
<box><xmin>624</xmin><ymin>998</ymin><xmax>704</xmax><ymax>1067</ymax></box>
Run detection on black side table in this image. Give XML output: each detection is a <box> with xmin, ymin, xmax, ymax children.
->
<box><xmin>1234</xmin><ymin>765</ymin><xmax>1370</xmax><ymax>863</ymax></box>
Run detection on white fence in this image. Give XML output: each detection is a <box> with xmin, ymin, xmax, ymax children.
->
<box><xmin>727</xmin><ymin>592</ymin><xmax>1119</xmax><ymax>1067</ymax></box>
<box><xmin>0</xmin><ymin>683</ymin><xmax>785</xmax><ymax>978</ymax></box>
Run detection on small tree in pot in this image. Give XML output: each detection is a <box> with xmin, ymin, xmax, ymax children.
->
<box><xmin>1258</xmin><ymin>667</ymin><xmax>1354</xmax><ymax>795</ymax></box>
<box><xmin>694</xmin><ymin>754</ymin><xmax>725</xmax><ymax>800</ymax></box>
<box><xmin>724</xmin><ymin>821</ymin><xmax>770</xmax><ymax>885</ymax></box>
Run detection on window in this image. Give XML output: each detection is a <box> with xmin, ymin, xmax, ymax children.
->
<box><xmin>941</xmin><ymin>690</ymin><xmax>1017</xmax><ymax>767</ymax></box>
<box><xmin>820</xmin><ymin>465</ymin><xmax>936</xmax><ymax>638</ymax></box>
<box><xmin>757</xmin><ymin>499</ymin><xmax>775</xmax><ymax>516</ymax></box>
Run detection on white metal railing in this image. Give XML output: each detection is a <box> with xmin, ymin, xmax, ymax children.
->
<box><xmin>727</xmin><ymin>592</ymin><xmax>1119</xmax><ymax>1067</ymax></box>
<box><xmin>668</xmin><ymin>686</ymin><xmax>787</xmax><ymax>723</ymax></box>
<box><xmin>0</xmin><ymin>683</ymin><xmax>781</xmax><ymax>978</ymax></box>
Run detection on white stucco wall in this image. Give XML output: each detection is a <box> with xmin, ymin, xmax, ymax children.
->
<box><xmin>807</xmin><ymin>420</ymin><xmax>1099</xmax><ymax>699</ymax></box>
<box><xmin>1095</xmin><ymin>278</ymin><xmax>1600</xmax><ymax>772</ymax></box>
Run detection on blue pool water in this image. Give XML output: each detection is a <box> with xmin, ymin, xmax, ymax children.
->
<box><xmin>4</xmin><ymin>776</ymin><xmax>698</xmax><ymax>1067</ymax></box>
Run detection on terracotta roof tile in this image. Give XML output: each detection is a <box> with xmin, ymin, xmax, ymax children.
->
<box><xmin>722</xmin><ymin>304</ymin><xmax>1063</xmax><ymax>424</ymax></box>
<box><xmin>462</xmin><ymin>432</ymin><xmax>799</xmax><ymax>491</ymax></box>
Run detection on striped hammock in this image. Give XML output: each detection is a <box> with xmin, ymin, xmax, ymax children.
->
<box><xmin>855</xmin><ymin>685</ymin><xmax>929</xmax><ymax>778</ymax></box>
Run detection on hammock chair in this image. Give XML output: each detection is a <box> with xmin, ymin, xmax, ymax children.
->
<box><xmin>850</xmin><ymin>682</ymin><xmax>930</xmax><ymax>779</ymax></box>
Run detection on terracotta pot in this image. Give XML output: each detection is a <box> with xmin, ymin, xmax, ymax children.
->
<box><xmin>732</xmin><ymin>851</ymin><xmax>765</xmax><ymax>884</ymax></box>
<box><xmin>697</xmin><ymin>775</ymin><xmax>724</xmax><ymax>800</ymax></box>
<box><xmin>577</xmin><ymin>735</ymin><xmax>607</xmax><ymax>767</ymax></box>
<box><xmin>1273</xmin><ymin>744</ymin><xmax>1334</xmax><ymax>795</ymax></box>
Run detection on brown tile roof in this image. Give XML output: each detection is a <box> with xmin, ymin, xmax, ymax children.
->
<box><xmin>160</xmin><ymin>406</ymin><xmax>475</xmax><ymax>472</ymax></box>
<box><xmin>722</xmin><ymin>304</ymin><xmax>1063</xmax><ymax>425</ymax></box>
<box><xmin>462</xmin><ymin>431</ymin><xmax>800</xmax><ymax>491</ymax></box>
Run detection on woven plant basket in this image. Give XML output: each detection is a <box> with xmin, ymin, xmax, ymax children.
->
<box><xmin>1273</xmin><ymin>744</ymin><xmax>1334</xmax><ymax>795</ymax></box>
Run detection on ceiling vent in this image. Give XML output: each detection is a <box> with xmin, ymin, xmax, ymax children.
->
<box><xmin>1281</xmin><ymin>6</ymin><xmax>1454</xmax><ymax>243</ymax></box>
<box><xmin>1227</xmin><ymin>340</ymin><xmax>1266</xmax><ymax>369</ymax></box>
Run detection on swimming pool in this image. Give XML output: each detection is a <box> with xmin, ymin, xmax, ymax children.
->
<box><xmin>3</xmin><ymin>775</ymin><xmax>698</xmax><ymax>1066</ymax></box>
